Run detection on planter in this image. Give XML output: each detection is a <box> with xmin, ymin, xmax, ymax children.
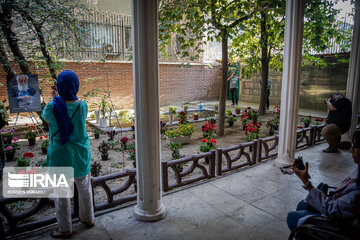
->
<box><xmin>100</xmin><ymin>118</ymin><xmax>109</xmax><ymax>128</ymax></box>
<box><xmin>169</xmin><ymin>135</ymin><xmax>191</xmax><ymax>145</ymax></box>
<box><xmin>41</xmin><ymin>147</ymin><xmax>48</xmax><ymax>154</ymax></box>
<box><xmin>198</xmin><ymin>104</ymin><xmax>203</xmax><ymax>113</ymax></box>
<box><xmin>235</xmin><ymin>109</ymin><xmax>241</xmax><ymax>115</ymax></box>
<box><xmin>304</xmin><ymin>123</ymin><xmax>310</xmax><ymax>128</ymax></box>
<box><xmin>5</xmin><ymin>152</ymin><xmax>15</xmax><ymax>162</ymax></box>
<box><xmin>95</xmin><ymin>111</ymin><xmax>100</xmax><ymax>123</ymax></box>
<box><xmin>101</xmin><ymin>154</ymin><xmax>109</xmax><ymax>161</ymax></box>
<box><xmin>132</xmin><ymin>161</ymin><xmax>136</xmax><ymax>168</ymax></box>
<box><xmin>273</xmin><ymin>125</ymin><xmax>279</xmax><ymax>130</ymax></box>
<box><xmin>169</xmin><ymin>115</ymin><xmax>173</xmax><ymax>124</ymax></box>
<box><xmin>176</xmin><ymin>164</ymin><xmax>184</xmax><ymax>172</ymax></box>
<box><xmin>94</xmin><ymin>133</ymin><xmax>100</xmax><ymax>139</ymax></box>
<box><xmin>2</xmin><ymin>139</ymin><xmax>11</xmax><ymax>145</ymax></box>
<box><xmin>269</xmin><ymin>131</ymin><xmax>274</xmax><ymax>136</ymax></box>
<box><xmin>205</xmin><ymin>157</ymin><xmax>210</xmax><ymax>164</ymax></box>
<box><xmin>193</xmin><ymin>115</ymin><xmax>199</xmax><ymax>121</ymax></box>
<box><xmin>228</xmin><ymin>121</ymin><xmax>234</xmax><ymax>127</ymax></box>
<box><xmin>28</xmin><ymin>138</ymin><xmax>36</xmax><ymax>146</ymax></box>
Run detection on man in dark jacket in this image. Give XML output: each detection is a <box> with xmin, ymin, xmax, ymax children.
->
<box><xmin>322</xmin><ymin>93</ymin><xmax>352</xmax><ymax>153</ymax></box>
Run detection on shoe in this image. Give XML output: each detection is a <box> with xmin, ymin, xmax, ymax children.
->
<box><xmin>81</xmin><ymin>220</ymin><xmax>95</xmax><ymax>228</ymax></box>
<box><xmin>322</xmin><ymin>148</ymin><xmax>339</xmax><ymax>153</ymax></box>
<box><xmin>51</xmin><ymin>230</ymin><xmax>72</xmax><ymax>239</ymax></box>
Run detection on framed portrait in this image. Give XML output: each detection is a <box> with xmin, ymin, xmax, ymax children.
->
<box><xmin>7</xmin><ymin>74</ymin><xmax>41</xmax><ymax>113</ymax></box>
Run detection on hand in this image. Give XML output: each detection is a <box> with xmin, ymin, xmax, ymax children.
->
<box><xmin>22</xmin><ymin>95</ymin><xmax>30</xmax><ymax>101</ymax></box>
<box><xmin>293</xmin><ymin>162</ymin><xmax>309</xmax><ymax>184</ymax></box>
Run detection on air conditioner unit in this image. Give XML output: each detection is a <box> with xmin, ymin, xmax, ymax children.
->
<box><xmin>103</xmin><ymin>43</ymin><xmax>117</xmax><ymax>55</ymax></box>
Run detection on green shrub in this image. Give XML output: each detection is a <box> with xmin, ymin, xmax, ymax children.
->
<box><xmin>17</xmin><ymin>157</ymin><xmax>31</xmax><ymax>167</ymax></box>
<box><xmin>178</xmin><ymin>124</ymin><xmax>194</xmax><ymax>136</ymax></box>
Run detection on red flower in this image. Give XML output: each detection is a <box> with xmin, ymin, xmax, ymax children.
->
<box><xmin>40</xmin><ymin>136</ymin><xmax>43</xmax><ymax>140</ymax></box>
<box><xmin>201</xmin><ymin>138</ymin><xmax>207</xmax><ymax>143</ymax></box>
<box><xmin>25</xmin><ymin>123</ymin><xmax>29</xmax><ymax>126</ymax></box>
<box><xmin>210</xmin><ymin>139</ymin><xmax>216</xmax><ymax>144</ymax></box>
<box><xmin>297</xmin><ymin>126</ymin><xmax>303</xmax><ymax>129</ymax></box>
<box><xmin>29</xmin><ymin>126</ymin><xmax>34</xmax><ymax>130</ymax></box>
<box><xmin>44</xmin><ymin>135</ymin><xmax>49</xmax><ymax>138</ymax></box>
<box><xmin>23</xmin><ymin>152</ymin><xmax>34</xmax><ymax>158</ymax></box>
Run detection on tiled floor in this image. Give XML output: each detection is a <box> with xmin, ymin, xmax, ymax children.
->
<box><xmin>12</xmin><ymin>143</ymin><xmax>356</xmax><ymax>240</ymax></box>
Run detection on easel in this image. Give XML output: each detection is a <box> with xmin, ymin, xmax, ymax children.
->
<box><xmin>13</xmin><ymin>112</ymin><xmax>46</xmax><ymax>137</ymax></box>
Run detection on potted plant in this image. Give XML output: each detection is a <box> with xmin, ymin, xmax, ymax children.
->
<box><xmin>198</xmin><ymin>103</ymin><xmax>203</xmax><ymax>113</ymax></box>
<box><xmin>273</xmin><ymin>106</ymin><xmax>280</xmax><ymax>130</ymax></box>
<box><xmin>94</xmin><ymin>110</ymin><xmax>100</xmax><ymax>123</ymax></box>
<box><xmin>4</xmin><ymin>142</ymin><xmax>19</xmax><ymax>161</ymax></box>
<box><xmin>266</xmin><ymin>120</ymin><xmax>275</xmax><ymax>136</ymax></box>
<box><xmin>178</xmin><ymin>111</ymin><xmax>189</xmax><ymax>125</ymax></box>
<box><xmin>25</xmin><ymin>125</ymin><xmax>37</xmax><ymax>146</ymax></box>
<box><xmin>244</xmin><ymin>122</ymin><xmax>261</xmax><ymax>151</ymax></box>
<box><xmin>193</xmin><ymin>112</ymin><xmax>199</xmax><ymax>120</ymax></box>
<box><xmin>106</xmin><ymin>129</ymin><xmax>117</xmax><ymax>141</ymax></box>
<box><xmin>314</xmin><ymin>118</ymin><xmax>324</xmax><ymax>125</ymax></box>
<box><xmin>297</xmin><ymin>126</ymin><xmax>303</xmax><ymax>139</ymax></box>
<box><xmin>169</xmin><ymin>141</ymin><xmax>186</xmax><ymax>172</ymax></box>
<box><xmin>1</xmin><ymin>129</ymin><xmax>14</xmax><ymax>145</ymax></box>
<box><xmin>127</xmin><ymin>140</ymin><xmax>136</xmax><ymax>168</ymax></box>
<box><xmin>235</xmin><ymin>106</ymin><xmax>241</xmax><ymax>115</ymax></box>
<box><xmin>300</xmin><ymin>115</ymin><xmax>312</xmax><ymax>128</ymax></box>
<box><xmin>94</xmin><ymin>129</ymin><xmax>100</xmax><ymax>139</ymax></box>
<box><xmin>40</xmin><ymin>136</ymin><xmax>49</xmax><ymax>154</ymax></box>
<box><xmin>168</xmin><ymin>106</ymin><xmax>177</xmax><ymax>124</ymax></box>
<box><xmin>201</xmin><ymin>121</ymin><xmax>216</xmax><ymax>139</ymax></box>
<box><xmin>99</xmin><ymin>97</ymin><xmax>109</xmax><ymax>128</ymax></box>
<box><xmin>182</xmin><ymin>104</ymin><xmax>189</xmax><ymax>113</ymax></box>
<box><xmin>167</xmin><ymin>123</ymin><xmax>194</xmax><ymax>144</ymax></box>
<box><xmin>200</xmin><ymin>138</ymin><xmax>216</xmax><ymax>164</ymax></box>
<box><xmin>240</xmin><ymin>111</ymin><xmax>250</xmax><ymax>130</ymax></box>
<box><xmin>98</xmin><ymin>140</ymin><xmax>110</xmax><ymax>160</ymax></box>
<box><xmin>227</xmin><ymin>113</ymin><xmax>236</xmax><ymax>127</ymax></box>
<box><xmin>17</xmin><ymin>152</ymin><xmax>34</xmax><ymax>166</ymax></box>
<box><xmin>249</xmin><ymin>110</ymin><xmax>258</xmax><ymax>121</ymax></box>
<box><xmin>91</xmin><ymin>161</ymin><xmax>102</xmax><ymax>177</ymax></box>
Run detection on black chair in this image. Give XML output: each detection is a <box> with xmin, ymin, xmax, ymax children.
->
<box><xmin>288</xmin><ymin>216</ymin><xmax>352</xmax><ymax>240</ymax></box>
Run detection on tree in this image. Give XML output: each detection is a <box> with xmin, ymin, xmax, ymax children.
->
<box><xmin>231</xmin><ymin>0</ymin><xmax>351</xmax><ymax>115</ymax></box>
<box><xmin>159</xmin><ymin>0</ymin><xmax>257</xmax><ymax>136</ymax></box>
<box><xmin>0</xmin><ymin>0</ymin><xmax>88</xmax><ymax>82</ymax></box>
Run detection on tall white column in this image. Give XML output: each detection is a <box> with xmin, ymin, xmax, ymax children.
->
<box><xmin>131</xmin><ymin>0</ymin><xmax>166</xmax><ymax>221</ymax></box>
<box><xmin>275</xmin><ymin>0</ymin><xmax>305</xmax><ymax>167</ymax></box>
<box><xmin>344</xmin><ymin>0</ymin><xmax>360</xmax><ymax>141</ymax></box>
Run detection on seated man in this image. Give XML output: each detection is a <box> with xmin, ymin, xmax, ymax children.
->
<box><xmin>322</xmin><ymin>93</ymin><xmax>352</xmax><ymax>153</ymax></box>
<box><xmin>12</xmin><ymin>74</ymin><xmax>36</xmax><ymax>109</ymax></box>
<box><xmin>287</xmin><ymin>130</ymin><xmax>360</xmax><ymax>231</ymax></box>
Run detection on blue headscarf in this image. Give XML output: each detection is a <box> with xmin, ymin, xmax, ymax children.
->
<box><xmin>53</xmin><ymin>70</ymin><xmax>79</xmax><ymax>145</ymax></box>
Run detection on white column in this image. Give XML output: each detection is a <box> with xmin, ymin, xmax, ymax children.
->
<box><xmin>344</xmin><ymin>0</ymin><xmax>360</xmax><ymax>141</ymax></box>
<box><xmin>275</xmin><ymin>0</ymin><xmax>305</xmax><ymax>167</ymax></box>
<box><xmin>131</xmin><ymin>0</ymin><xmax>166</xmax><ymax>221</ymax></box>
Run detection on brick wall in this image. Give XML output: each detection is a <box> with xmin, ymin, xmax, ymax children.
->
<box><xmin>0</xmin><ymin>61</ymin><xmax>222</xmax><ymax>111</ymax></box>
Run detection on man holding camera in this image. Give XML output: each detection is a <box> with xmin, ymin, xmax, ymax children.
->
<box><xmin>287</xmin><ymin>131</ymin><xmax>360</xmax><ymax>231</ymax></box>
<box><xmin>322</xmin><ymin>93</ymin><xmax>352</xmax><ymax>153</ymax></box>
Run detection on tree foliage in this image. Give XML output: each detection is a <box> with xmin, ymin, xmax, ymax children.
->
<box><xmin>0</xmin><ymin>0</ymin><xmax>88</xmax><ymax>82</ymax></box>
<box><xmin>159</xmin><ymin>0</ymin><xmax>257</xmax><ymax>136</ymax></box>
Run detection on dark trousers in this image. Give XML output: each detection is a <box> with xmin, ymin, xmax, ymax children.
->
<box><xmin>231</xmin><ymin>88</ymin><xmax>238</xmax><ymax>105</ymax></box>
<box><xmin>266</xmin><ymin>89</ymin><xmax>270</xmax><ymax>108</ymax></box>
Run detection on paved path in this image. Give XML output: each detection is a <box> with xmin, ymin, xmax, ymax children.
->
<box><xmin>13</xmin><ymin>143</ymin><xmax>355</xmax><ymax>240</ymax></box>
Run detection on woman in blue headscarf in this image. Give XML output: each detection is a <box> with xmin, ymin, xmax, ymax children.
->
<box><xmin>42</xmin><ymin>70</ymin><xmax>94</xmax><ymax>238</ymax></box>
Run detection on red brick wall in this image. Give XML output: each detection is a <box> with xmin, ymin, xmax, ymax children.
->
<box><xmin>0</xmin><ymin>61</ymin><xmax>222</xmax><ymax>111</ymax></box>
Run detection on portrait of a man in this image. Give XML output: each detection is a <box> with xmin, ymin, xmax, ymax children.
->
<box><xmin>7</xmin><ymin>74</ymin><xmax>41</xmax><ymax>113</ymax></box>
